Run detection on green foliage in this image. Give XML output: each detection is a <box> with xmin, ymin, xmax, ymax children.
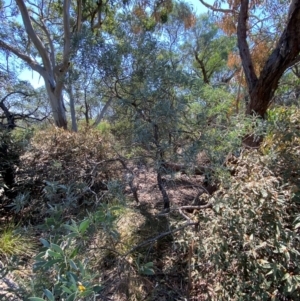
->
<box><xmin>7</xmin><ymin>191</ymin><xmax>31</xmax><ymax>213</ymax></box>
<box><xmin>181</xmin><ymin>13</ymin><xmax>236</xmax><ymax>84</ymax></box>
<box><xmin>32</xmin><ymin>236</ymin><xmax>101</xmax><ymax>300</ymax></box>
<box><xmin>261</xmin><ymin>106</ymin><xmax>300</xmax><ymax>157</ymax></box>
<box><xmin>95</xmin><ymin>120</ymin><xmax>111</xmax><ymax>137</ymax></box>
<box><xmin>30</xmin><ymin>205</ymin><xmax>121</xmax><ymax>300</ymax></box>
<box><xmin>135</xmin><ymin>255</ymin><xmax>155</xmax><ymax>275</ymax></box>
<box><xmin>181</xmin><ymin>84</ymin><xmax>252</xmax><ymax>184</ymax></box>
<box><xmin>0</xmin><ymin>224</ymin><xmax>36</xmax><ymax>259</ymax></box>
<box><xmin>2</xmin><ymin>1</ymin><xmax>300</xmax><ymax>300</ymax></box>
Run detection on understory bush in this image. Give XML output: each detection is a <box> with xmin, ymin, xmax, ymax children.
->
<box><xmin>12</xmin><ymin>126</ymin><xmax>119</xmax><ymax>220</ymax></box>
<box><xmin>175</xmin><ymin>147</ymin><xmax>300</xmax><ymax>300</ymax></box>
<box><xmin>0</xmin><ymin>128</ymin><xmax>33</xmax><ymax>211</ymax></box>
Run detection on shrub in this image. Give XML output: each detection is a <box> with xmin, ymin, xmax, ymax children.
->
<box><xmin>15</xmin><ymin>126</ymin><xmax>118</xmax><ymax>219</ymax></box>
<box><xmin>177</xmin><ymin>150</ymin><xmax>300</xmax><ymax>300</ymax></box>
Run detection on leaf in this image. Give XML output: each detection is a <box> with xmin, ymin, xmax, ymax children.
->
<box><xmin>43</xmin><ymin>289</ymin><xmax>55</xmax><ymax>301</ymax></box>
<box><xmin>294</xmin><ymin>222</ymin><xmax>300</xmax><ymax>229</ymax></box>
<box><xmin>46</xmin><ymin>250</ymin><xmax>62</xmax><ymax>259</ymax></box>
<box><xmin>78</xmin><ymin>219</ymin><xmax>90</xmax><ymax>234</ymax></box>
<box><xmin>64</xmin><ymin>224</ymin><xmax>78</xmax><ymax>233</ymax></box>
<box><xmin>61</xmin><ymin>285</ymin><xmax>73</xmax><ymax>294</ymax></box>
<box><xmin>141</xmin><ymin>268</ymin><xmax>155</xmax><ymax>275</ymax></box>
<box><xmin>70</xmin><ymin>247</ymin><xmax>78</xmax><ymax>259</ymax></box>
<box><xmin>144</xmin><ymin>262</ymin><xmax>154</xmax><ymax>268</ymax></box>
<box><xmin>66</xmin><ymin>293</ymin><xmax>76</xmax><ymax>301</ymax></box>
<box><xmin>295</xmin><ymin>275</ymin><xmax>300</xmax><ymax>281</ymax></box>
<box><xmin>71</xmin><ymin>219</ymin><xmax>78</xmax><ymax>228</ymax></box>
<box><xmin>40</xmin><ymin>238</ymin><xmax>50</xmax><ymax>248</ymax></box>
<box><xmin>282</xmin><ymin>273</ymin><xmax>291</xmax><ymax>280</ymax></box>
<box><xmin>69</xmin><ymin>259</ymin><xmax>78</xmax><ymax>271</ymax></box>
<box><xmin>29</xmin><ymin>298</ymin><xmax>46</xmax><ymax>301</ymax></box>
<box><xmin>92</xmin><ymin>285</ymin><xmax>103</xmax><ymax>293</ymax></box>
<box><xmin>50</xmin><ymin>243</ymin><xmax>64</xmax><ymax>254</ymax></box>
<box><xmin>35</xmin><ymin>251</ymin><xmax>47</xmax><ymax>260</ymax></box>
<box><xmin>33</xmin><ymin>261</ymin><xmax>46</xmax><ymax>272</ymax></box>
<box><xmin>42</xmin><ymin>259</ymin><xmax>62</xmax><ymax>270</ymax></box>
<box><xmin>266</xmin><ymin>269</ymin><xmax>274</xmax><ymax>276</ymax></box>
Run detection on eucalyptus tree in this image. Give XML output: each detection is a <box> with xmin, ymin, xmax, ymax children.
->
<box><xmin>183</xmin><ymin>14</ymin><xmax>236</xmax><ymax>85</ymax></box>
<box><xmin>98</xmin><ymin>11</ymin><xmax>193</xmax><ymax>209</ymax></box>
<box><xmin>66</xmin><ymin>28</ymin><xmax>115</xmax><ymax>128</ymax></box>
<box><xmin>0</xmin><ymin>0</ymin><xmax>117</xmax><ymax>128</ymax></box>
<box><xmin>200</xmin><ymin>0</ymin><xmax>300</xmax><ymax>118</ymax></box>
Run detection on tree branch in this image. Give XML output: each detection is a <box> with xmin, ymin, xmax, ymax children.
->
<box><xmin>123</xmin><ymin>222</ymin><xmax>199</xmax><ymax>257</ymax></box>
<box><xmin>0</xmin><ymin>91</ymin><xmax>32</xmax><ymax>105</ymax></box>
<box><xmin>194</xmin><ymin>51</ymin><xmax>210</xmax><ymax>84</ymax></box>
<box><xmin>93</xmin><ymin>97</ymin><xmax>113</xmax><ymax>126</ymax></box>
<box><xmin>0</xmin><ymin>40</ymin><xmax>46</xmax><ymax>77</ymax></box>
<box><xmin>198</xmin><ymin>0</ymin><xmax>234</xmax><ymax>13</ymax></box>
<box><xmin>63</xmin><ymin>0</ymin><xmax>71</xmax><ymax>62</ymax></box>
<box><xmin>76</xmin><ymin>0</ymin><xmax>82</xmax><ymax>32</ymax></box>
<box><xmin>16</xmin><ymin>0</ymin><xmax>52</xmax><ymax>72</ymax></box>
<box><xmin>55</xmin><ymin>0</ymin><xmax>71</xmax><ymax>93</ymax></box>
<box><xmin>30</xmin><ymin>16</ymin><xmax>56</xmax><ymax>69</ymax></box>
<box><xmin>237</xmin><ymin>0</ymin><xmax>258</xmax><ymax>92</ymax></box>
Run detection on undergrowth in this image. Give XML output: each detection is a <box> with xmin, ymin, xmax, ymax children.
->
<box><xmin>1</xmin><ymin>108</ymin><xmax>300</xmax><ymax>300</ymax></box>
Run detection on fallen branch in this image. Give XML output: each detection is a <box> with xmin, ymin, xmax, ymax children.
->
<box><xmin>173</xmin><ymin>203</ymin><xmax>213</xmax><ymax>210</ymax></box>
<box><xmin>123</xmin><ymin>222</ymin><xmax>199</xmax><ymax>257</ymax></box>
<box><xmin>162</xmin><ymin>162</ymin><xmax>211</xmax><ymax>176</ymax></box>
<box><xmin>178</xmin><ymin>208</ymin><xmax>193</xmax><ymax>222</ymax></box>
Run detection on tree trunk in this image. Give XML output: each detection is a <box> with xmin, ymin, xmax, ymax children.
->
<box><xmin>45</xmin><ymin>82</ymin><xmax>67</xmax><ymax>129</ymax></box>
<box><xmin>84</xmin><ymin>89</ymin><xmax>89</xmax><ymax>126</ymax></box>
<box><xmin>66</xmin><ymin>86</ymin><xmax>78</xmax><ymax>132</ymax></box>
<box><xmin>0</xmin><ymin>0</ymin><xmax>72</xmax><ymax>129</ymax></box>
<box><xmin>93</xmin><ymin>97</ymin><xmax>113</xmax><ymax>126</ymax></box>
<box><xmin>238</xmin><ymin>0</ymin><xmax>300</xmax><ymax>118</ymax></box>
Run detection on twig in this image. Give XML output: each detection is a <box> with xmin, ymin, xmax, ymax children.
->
<box><xmin>116</xmin><ymin>157</ymin><xmax>139</xmax><ymax>203</ymax></box>
<box><xmin>173</xmin><ymin>203</ymin><xmax>213</xmax><ymax>210</ymax></box>
<box><xmin>123</xmin><ymin>222</ymin><xmax>199</xmax><ymax>257</ymax></box>
<box><xmin>178</xmin><ymin>208</ymin><xmax>193</xmax><ymax>222</ymax></box>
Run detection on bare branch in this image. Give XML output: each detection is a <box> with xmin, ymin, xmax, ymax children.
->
<box><xmin>198</xmin><ymin>0</ymin><xmax>233</xmax><ymax>13</ymax></box>
<box><xmin>173</xmin><ymin>204</ymin><xmax>213</xmax><ymax>210</ymax></box>
<box><xmin>16</xmin><ymin>0</ymin><xmax>52</xmax><ymax>72</ymax></box>
<box><xmin>76</xmin><ymin>0</ymin><xmax>82</xmax><ymax>32</ymax></box>
<box><xmin>287</xmin><ymin>54</ymin><xmax>300</xmax><ymax>70</ymax></box>
<box><xmin>178</xmin><ymin>208</ymin><xmax>193</xmax><ymax>222</ymax></box>
<box><xmin>63</xmin><ymin>0</ymin><xmax>71</xmax><ymax>60</ymax></box>
<box><xmin>0</xmin><ymin>40</ymin><xmax>46</xmax><ymax>77</ymax></box>
<box><xmin>30</xmin><ymin>16</ymin><xmax>56</xmax><ymax>68</ymax></box>
<box><xmin>93</xmin><ymin>97</ymin><xmax>113</xmax><ymax>126</ymax></box>
<box><xmin>0</xmin><ymin>91</ymin><xmax>32</xmax><ymax>105</ymax></box>
<box><xmin>55</xmin><ymin>0</ymin><xmax>71</xmax><ymax>92</ymax></box>
<box><xmin>123</xmin><ymin>222</ymin><xmax>199</xmax><ymax>257</ymax></box>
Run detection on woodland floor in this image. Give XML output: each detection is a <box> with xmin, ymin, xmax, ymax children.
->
<box><xmin>89</xmin><ymin>163</ymin><xmax>213</xmax><ymax>301</ymax></box>
<box><xmin>0</xmin><ymin>161</ymin><xmax>213</xmax><ymax>301</ymax></box>
<box><xmin>2</xmin><ymin>127</ymin><xmax>299</xmax><ymax>300</ymax></box>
